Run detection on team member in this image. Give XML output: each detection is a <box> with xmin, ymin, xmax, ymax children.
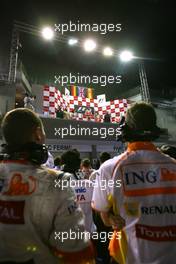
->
<box><xmin>89</xmin><ymin>152</ymin><xmax>111</xmax><ymax>181</ymax></box>
<box><xmin>103</xmin><ymin>111</ymin><xmax>111</xmax><ymax>123</ymax></box>
<box><xmin>74</xmin><ymin>178</ymin><xmax>96</xmax><ymax>234</ymax></box>
<box><xmin>0</xmin><ymin>108</ymin><xmax>94</xmax><ymax>264</ymax></box>
<box><xmin>81</xmin><ymin>158</ymin><xmax>94</xmax><ymax>179</ymax></box>
<box><xmin>24</xmin><ymin>93</ymin><xmax>35</xmax><ymax>111</ymax></box>
<box><xmin>90</xmin><ymin>152</ymin><xmax>112</xmax><ymax>264</ymax></box>
<box><xmin>61</xmin><ymin>150</ymin><xmax>96</xmax><ymax>234</ymax></box>
<box><xmin>61</xmin><ymin>149</ymin><xmax>83</xmax><ymax>179</ymax></box>
<box><xmin>92</xmin><ymin>102</ymin><xmax>176</xmax><ymax>264</ymax></box>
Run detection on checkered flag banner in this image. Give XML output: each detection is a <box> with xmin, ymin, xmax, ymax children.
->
<box><xmin>97</xmin><ymin>94</ymin><xmax>106</xmax><ymax>106</ymax></box>
<box><xmin>43</xmin><ymin>86</ymin><xmax>129</xmax><ymax>122</ymax></box>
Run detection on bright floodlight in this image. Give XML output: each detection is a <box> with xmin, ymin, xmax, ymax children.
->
<box><xmin>119</xmin><ymin>50</ymin><xmax>133</xmax><ymax>62</ymax></box>
<box><xmin>42</xmin><ymin>27</ymin><xmax>54</xmax><ymax>40</ymax></box>
<box><xmin>103</xmin><ymin>47</ymin><xmax>113</xmax><ymax>56</ymax></box>
<box><xmin>68</xmin><ymin>38</ymin><xmax>78</xmax><ymax>45</ymax></box>
<box><xmin>84</xmin><ymin>39</ymin><xmax>96</xmax><ymax>52</ymax></box>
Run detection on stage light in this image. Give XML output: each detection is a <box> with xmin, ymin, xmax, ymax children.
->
<box><xmin>119</xmin><ymin>50</ymin><xmax>133</xmax><ymax>62</ymax></box>
<box><xmin>41</xmin><ymin>27</ymin><xmax>54</xmax><ymax>40</ymax></box>
<box><xmin>103</xmin><ymin>47</ymin><xmax>113</xmax><ymax>56</ymax></box>
<box><xmin>84</xmin><ymin>39</ymin><xmax>96</xmax><ymax>52</ymax></box>
<box><xmin>68</xmin><ymin>38</ymin><xmax>78</xmax><ymax>45</ymax></box>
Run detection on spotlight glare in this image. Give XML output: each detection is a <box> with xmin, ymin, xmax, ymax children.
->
<box><xmin>103</xmin><ymin>47</ymin><xmax>113</xmax><ymax>56</ymax></box>
<box><xmin>119</xmin><ymin>50</ymin><xmax>134</xmax><ymax>62</ymax></box>
<box><xmin>84</xmin><ymin>39</ymin><xmax>96</xmax><ymax>52</ymax></box>
<box><xmin>68</xmin><ymin>38</ymin><xmax>78</xmax><ymax>45</ymax></box>
<box><xmin>41</xmin><ymin>27</ymin><xmax>54</xmax><ymax>40</ymax></box>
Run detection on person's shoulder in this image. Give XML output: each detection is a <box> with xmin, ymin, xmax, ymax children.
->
<box><xmin>89</xmin><ymin>170</ymin><xmax>98</xmax><ymax>181</ymax></box>
<box><xmin>44</xmin><ymin>168</ymin><xmax>75</xmax><ymax>180</ymax></box>
<box><xmin>90</xmin><ymin>170</ymin><xmax>97</xmax><ymax>177</ymax></box>
<box><xmin>41</xmin><ymin>166</ymin><xmax>57</xmax><ymax>174</ymax></box>
<box><xmin>39</xmin><ymin>166</ymin><xmax>64</xmax><ymax>180</ymax></box>
<box><xmin>100</xmin><ymin>152</ymin><xmax>128</xmax><ymax>171</ymax></box>
<box><xmin>157</xmin><ymin>150</ymin><xmax>176</xmax><ymax>164</ymax></box>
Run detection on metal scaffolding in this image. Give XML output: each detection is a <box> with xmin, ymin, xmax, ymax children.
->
<box><xmin>8</xmin><ymin>25</ymin><xmax>20</xmax><ymax>83</ymax></box>
<box><xmin>139</xmin><ymin>61</ymin><xmax>151</xmax><ymax>103</ymax></box>
<box><xmin>7</xmin><ymin>21</ymin><xmax>67</xmax><ymax>84</ymax></box>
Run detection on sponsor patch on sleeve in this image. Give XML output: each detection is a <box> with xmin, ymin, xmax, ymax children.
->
<box><xmin>0</xmin><ymin>200</ymin><xmax>25</xmax><ymax>224</ymax></box>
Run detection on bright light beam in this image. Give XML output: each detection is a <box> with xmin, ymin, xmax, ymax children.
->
<box><xmin>119</xmin><ymin>50</ymin><xmax>134</xmax><ymax>62</ymax></box>
<box><xmin>103</xmin><ymin>47</ymin><xmax>113</xmax><ymax>56</ymax></box>
<box><xmin>41</xmin><ymin>27</ymin><xmax>54</xmax><ymax>40</ymax></box>
<box><xmin>68</xmin><ymin>38</ymin><xmax>78</xmax><ymax>45</ymax></box>
<box><xmin>84</xmin><ymin>39</ymin><xmax>96</xmax><ymax>52</ymax></box>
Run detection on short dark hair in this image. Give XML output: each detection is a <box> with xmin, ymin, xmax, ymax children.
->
<box><xmin>1</xmin><ymin>108</ymin><xmax>43</xmax><ymax>146</ymax></box>
<box><xmin>54</xmin><ymin>156</ymin><xmax>62</xmax><ymax>166</ymax></box>
<box><xmin>81</xmin><ymin>158</ymin><xmax>91</xmax><ymax>168</ymax></box>
<box><xmin>126</xmin><ymin>102</ymin><xmax>157</xmax><ymax>131</ymax></box>
<box><xmin>100</xmin><ymin>152</ymin><xmax>111</xmax><ymax>164</ymax></box>
<box><xmin>61</xmin><ymin>149</ymin><xmax>81</xmax><ymax>171</ymax></box>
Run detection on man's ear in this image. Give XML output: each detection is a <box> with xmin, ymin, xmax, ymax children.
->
<box><xmin>35</xmin><ymin>127</ymin><xmax>42</xmax><ymax>142</ymax></box>
<box><xmin>33</xmin><ymin>126</ymin><xmax>45</xmax><ymax>144</ymax></box>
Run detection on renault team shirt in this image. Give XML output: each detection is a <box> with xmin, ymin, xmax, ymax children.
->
<box><xmin>92</xmin><ymin>142</ymin><xmax>176</xmax><ymax>264</ymax></box>
<box><xmin>0</xmin><ymin>160</ymin><xmax>94</xmax><ymax>264</ymax></box>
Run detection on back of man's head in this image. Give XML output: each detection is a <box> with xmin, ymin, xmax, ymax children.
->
<box><xmin>1</xmin><ymin>108</ymin><xmax>44</xmax><ymax>148</ymax></box>
<box><xmin>81</xmin><ymin>158</ymin><xmax>91</xmax><ymax>168</ymax></box>
<box><xmin>54</xmin><ymin>156</ymin><xmax>62</xmax><ymax>166</ymax></box>
<box><xmin>100</xmin><ymin>152</ymin><xmax>111</xmax><ymax>164</ymax></box>
<box><xmin>61</xmin><ymin>149</ymin><xmax>81</xmax><ymax>172</ymax></box>
<box><xmin>126</xmin><ymin>102</ymin><xmax>157</xmax><ymax>131</ymax></box>
<box><xmin>119</xmin><ymin>102</ymin><xmax>161</xmax><ymax>142</ymax></box>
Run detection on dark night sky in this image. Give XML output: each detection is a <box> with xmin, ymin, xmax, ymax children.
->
<box><xmin>0</xmin><ymin>0</ymin><xmax>176</xmax><ymax>99</ymax></box>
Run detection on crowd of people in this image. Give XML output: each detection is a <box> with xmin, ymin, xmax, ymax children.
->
<box><xmin>0</xmin><ymin>102</ymin><xmax>176</xmax><ymax>264</ymax></box>
<box><xmin>56</xmin><ymin>106</ymin><xmax>111</xmax><ymax>123</ymax></box>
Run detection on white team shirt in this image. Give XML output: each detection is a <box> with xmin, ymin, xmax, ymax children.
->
<box><xmin>92</xmin><ymin>141</ymin><xmax>176</xmax><ymax>264</ymax></box>
<box><xmin>73</xmin><ymin>179</ymin><xmax>96</xmax><ymax>234</ymax></box>
<box><xmin>0</xmin><ymin>160</ymin><xmax>93</xmax><ymax>263</ymax></box>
